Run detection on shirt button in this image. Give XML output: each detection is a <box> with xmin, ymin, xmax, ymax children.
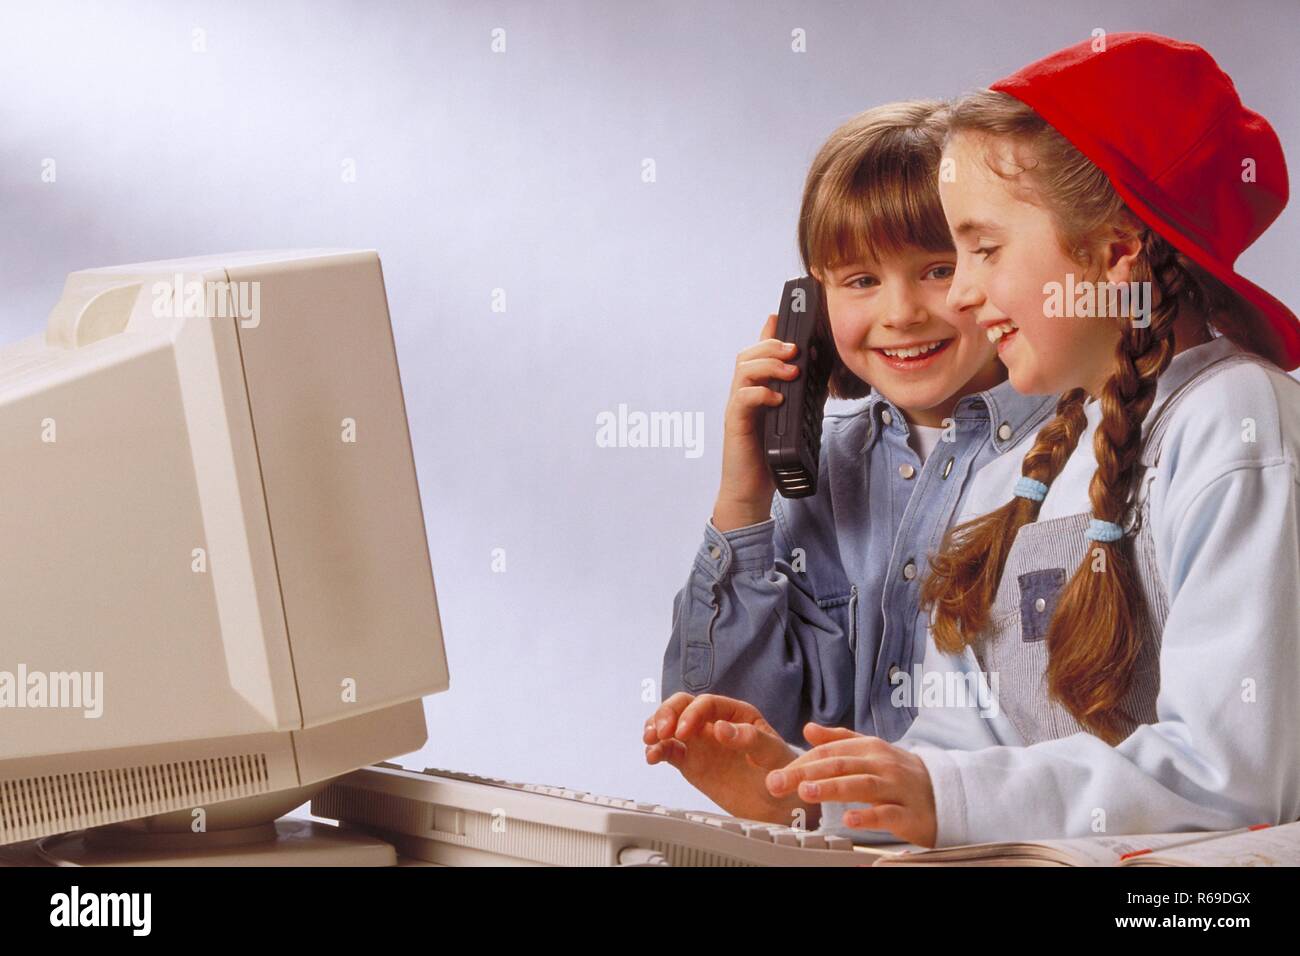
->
<box><xmin>887</xmin><ymin>663</ymin><xmax>900</xmax><ymax>682</ymax></box>
<box><xmin>1034</xmin><ymin>597</ymin><xmax>1047</xmax><ymax>612</ymax></box>
<box><xmin>902</xmin><ymin>561</ymin><xmax>917</xmax><ymax>581</ymax></box>
<box><xmin>899</xmin><ymin>463</ymin><xmax>915</xmax><ymax>479</ymax></box>
<box><xmin>708</xmin><ymin>545</ymin><xmax>722</xmax><ymax>560</ymax></box>
<box><xmin>997</xmin><ymin>422</ymin><xmax>1013</xmax><ymax>441</ymax></box>
<box><xmin>881</xmin><ymin>409</ymin><xmax>893</xmax><ymax>426</ymax></box>
<box><xmin>941</xmin><ymin>456</ymin><xmax>954</xmax><ymax>479</ymax></box>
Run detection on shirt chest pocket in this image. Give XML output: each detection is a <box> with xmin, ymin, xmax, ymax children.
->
<box><xmin>1017</xmin><ymin>567</ymin><xmax>1067</xmax><ymax>643</ymax></box>
<box><xmin>816</xmin><ymin>588</ymin><xmax>858</xmax><ymax>654</ymax></box>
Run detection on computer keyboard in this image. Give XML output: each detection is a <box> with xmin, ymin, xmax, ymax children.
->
<box><xmin>311</xmin><ymin>761</ymin><xmax>912</xmax><ymax>866</ymax></box>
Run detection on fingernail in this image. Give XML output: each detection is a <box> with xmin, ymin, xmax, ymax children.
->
<box><xmin>769</xmin><ymin>771</ymin><xmax>786</xmax><ymax>790</ymax></box>
<box><xmin>802</xmin><ymin>782</ymin><xmax>819</xmax><ymax>798</ymax></box>
<box><xmin>717</xmin><ymin>721</ymin><xmax>736</xmax><ymax>739</ymax></box>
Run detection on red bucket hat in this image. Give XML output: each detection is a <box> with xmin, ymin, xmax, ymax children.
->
<box><xmin>990</xmin><ymin>32</ymin><xmax>1300</xmax><ymax>371</ymax></box>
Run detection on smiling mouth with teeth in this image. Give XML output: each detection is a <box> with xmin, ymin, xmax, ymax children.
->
<box><xmin>878</xmin><ymin>340</ymin><xmax>948</xmax><ymax>359</ymax></box>
<box><xmin>986</xmin><ymin>321</ymin><xmax>1019</xmax><ymax>343</ymax></box>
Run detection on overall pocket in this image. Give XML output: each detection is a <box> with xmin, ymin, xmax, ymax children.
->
<box><xmin>978</xmin><ymin>511</ymin><xmax>1093</xmax><ymax>744</ymax></box>
<box><xmin>1017</xmin><ymin>567</ymin><xmax>1068</xmax><ymax>643</ymax></box>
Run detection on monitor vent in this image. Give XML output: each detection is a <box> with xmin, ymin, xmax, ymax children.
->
<box><xmin>0</xmin><ymin>753</ymin><xmax>272</xmax><ymax>845</ymax></box>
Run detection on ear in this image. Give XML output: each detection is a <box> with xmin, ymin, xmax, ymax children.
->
<box><xmin>1102</xmin><ymin>232</ymin><xmax>1144</xmax><ymax>285</ymax></box>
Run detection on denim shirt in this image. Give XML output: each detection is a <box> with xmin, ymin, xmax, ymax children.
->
<box><xmin>661</xmin><ymin>380</ymin><xmax>1057</xmax><ymax>749</ymax></box>
<box><xmin>850</xmin><ymin>336</ymin><xmax>1300</xmax><ymax>847</ymax></box>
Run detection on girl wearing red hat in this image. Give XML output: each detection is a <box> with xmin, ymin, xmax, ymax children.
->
<box><xmin>764</xmin><ymin>33</ymin><xmax>1300</xmax><ymax>848</ymax></box>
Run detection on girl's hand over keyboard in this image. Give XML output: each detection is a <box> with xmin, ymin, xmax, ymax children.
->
<box><xmin>764</xmin><ymin>722</ymin><xmax>937</xmax><ymax>846</ymax></box>
<box><xmin>644</xmin><ymin>692</ymin><xmax>819</xmax><ymax>827</ymax></box>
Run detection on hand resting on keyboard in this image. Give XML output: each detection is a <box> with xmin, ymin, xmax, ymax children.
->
<box><xmin>643</xmin><ymin>692</ymin><xmax>821</xmax><ymax>829</ymax></box>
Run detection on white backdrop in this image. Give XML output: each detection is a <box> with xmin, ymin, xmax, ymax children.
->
<box><xmin>2</xmin><ymin>0</ymin><xmax>1297</xmax><ymax>817</ymax></box>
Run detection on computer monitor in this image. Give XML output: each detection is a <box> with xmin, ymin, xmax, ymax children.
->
<box><xmin>0</xmin><ymin>250</ymin><xmax>447</xmax><ymax>865</ymax></box>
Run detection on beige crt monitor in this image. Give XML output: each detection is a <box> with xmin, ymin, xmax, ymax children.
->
<box><xmin>0</xmin><ymin>250</ymin><xmax>447</xmax><ymax>865</ymax></box>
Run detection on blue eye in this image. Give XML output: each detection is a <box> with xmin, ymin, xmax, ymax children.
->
<box><xmin>849</xmin><ymin>275</ymin><xmax>879</xmax><ymax>289</ymax></box>
<box><xmin>927</xmin><ymin>264</ymin><xmax>955</xmax><ymax>280</ymax></box>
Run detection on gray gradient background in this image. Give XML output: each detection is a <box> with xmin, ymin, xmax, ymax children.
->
<box><xmin>2</xmin><ymin>0</ymin><xmax>1297</xmax><ymax>819</ymax></box>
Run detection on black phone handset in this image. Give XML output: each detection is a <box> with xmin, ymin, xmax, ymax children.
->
<box><xmin>763</xmin><ymin>275</ymin><xmax>834</xmax><ymax>498</ymax></box>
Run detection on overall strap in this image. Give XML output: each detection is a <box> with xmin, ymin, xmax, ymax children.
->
<box><xmin>1122</xmin><ymin>352</ymin><xmax>1272</xmax><ymax>642</ymax></box>
<box><xmin>1137</xmin><ymin>352</ymin><xmax>1271</xmax><ymax>468</ymax></box>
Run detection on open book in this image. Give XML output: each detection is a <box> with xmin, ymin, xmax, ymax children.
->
<box><xmin>864</xmin><ymin>821</ymin><xmax>1297</xmax><ymax>866</ymax></box>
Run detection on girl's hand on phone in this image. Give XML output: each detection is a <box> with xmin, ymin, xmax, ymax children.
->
<box><xmin>643</xmin><ymin>692</ymin><xmax>819</xmax><ymax>827</ymax></box>
<box><xmin>764</xmin><ymin>722</ymin><xmax>938</xmax><ymax>847</ymax></box>
<box><xmin>712</xmin><ymin>312</ymin><xmax>800</xmax><ymax>532</ymax></box>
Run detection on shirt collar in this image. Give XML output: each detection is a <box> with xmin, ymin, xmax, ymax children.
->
<box><xmin>859</xmin><ymin>379</ymin><xmax>1057</xmax><ymax>454</ymax></box>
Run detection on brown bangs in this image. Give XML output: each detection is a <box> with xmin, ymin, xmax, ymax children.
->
<box><xmin>796</xmin><ymin>100</ymin><xmax>954</xmax><ymax>398</ymax></box>
<box><xmin>802</xmin><ymin>128</ymin><xmax>954</xmax><ymax>275</ymax></box>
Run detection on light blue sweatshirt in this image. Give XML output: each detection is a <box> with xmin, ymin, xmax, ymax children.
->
<box><xmin>820</xmin><ymin>335</ymin><xmax>1300</xmax><ymax>847</ymax></box>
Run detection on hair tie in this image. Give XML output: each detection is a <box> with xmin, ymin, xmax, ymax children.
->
<box><xmin>1013</xmin><ymin>476</ymin><xmax>1048</xmax><ymax>502</ymax></box>
<box><xmin>1085</xmin><ymin>518</ymin><xmax>1124</xmax><ymax>542</ymax></box>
